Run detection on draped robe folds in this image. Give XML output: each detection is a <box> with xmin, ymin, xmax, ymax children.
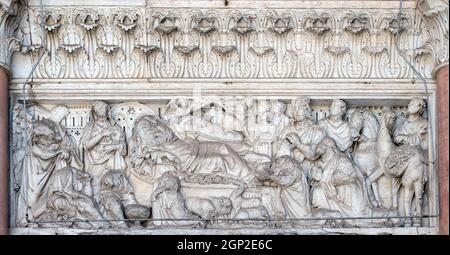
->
<box><xmin>152</xmin><ymin>190</ymin><xmax>199</xmax><ymax>227</ymax></box>
<box><xmin>319</xmin><ymin>118</ymin><xmax>353</xmax><ymax>152</ymax></box>
<box><xmin>270</xmin><ymin>114</ymin><xmax>291</xmax><ymax>155</ymax></box>
<box><xmin>271</xmin><ymin>158</ymin><xmax>312</xmax><ymax>219</ymax></box>
<box><xmin>276</xmin><ymin>120</ymin><xmax>326</xmax><ymax>162</ymax></box>
<box><xmin>248</xmin><ymin>121</ymin><xmax>277</xmax><ymax>158</ymax></box>
<box><xmin>311</xmin><ymin>154</ymin><xmax>368</xmax><ymax>217</ymax></box>
<box><xmin>264</xmin><ymin>120</ymin><xmax>324</xmax><ymax>218</ymax></box>
<box><xmin>81</xmin><ymin>120</ymin><xmax>127</xmax><ymax>200</ymax></box>
<box><xmin>16</xmin><ymin>119</ymin><xmax>81</xmax><ymax>225</ymax></box>
<box><xmin>129</xmin><ymin>115</ymin><xmax>258</xmax><ymax>187</ymax></box>
<box><xmin>43</xmin><ymin>167</ymin><xmax>106</xmax><ymax>226</ymax></box>
<box><xmin>151</xmin><ymin>174</ymin><xmax>200</xmax><ymax>227</ymax></box>
<box><xmin>393</xmin><ymin>117</ymin><xmax>428</xmax><ymax>150</ymax></box>
<box><xmin>171</xmin><ymin>115</ymin><xmax>245</xmax><ymax>144</ymax></box>
<box><xmin>158</xmin><ymin>139</ymin><xmax>255</xmax><ymax>184</ymax></box>
<box><xmin>392</xmin><ymin>116</ymin><xmax>429</xmax><ymax>184</ymax></box>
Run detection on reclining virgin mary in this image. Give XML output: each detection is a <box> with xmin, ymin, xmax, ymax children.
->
<box><xmin>128</xmin><ymin>115</ymin><xmax>264</xmax><ymax>184</ymax></box>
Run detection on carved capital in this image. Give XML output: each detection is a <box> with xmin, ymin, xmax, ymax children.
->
<box><xmin>418</xmin><ymin>0</ymin><xmax>449</xmax><ymax>69</ymax></box>
<box><xmin>432</xmin><ymin>61</ymin><xmax>449</xmax><ymax>77</ymax></box>
<box><xmin>0</xmin><ymin>0</ymin><xmax>23</xmax><ymax>73</ymax></box>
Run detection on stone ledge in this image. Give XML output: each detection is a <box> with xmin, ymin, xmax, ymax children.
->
<box><xmin>26</xmin><ymin>0</ymin><xmax>417</xmax><ymax>9</ymax></box>
<box><xmin>9</xmin><ymin>227</ymin><xmax>439</xmax><ymax>235</ymax></box>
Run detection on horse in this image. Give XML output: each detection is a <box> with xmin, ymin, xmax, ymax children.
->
<box><xmin>365</xmin><ymin>107</ymin><xmax>427</xmax><ymax>227</ymax></box>
<box><xmin>350</xmin><ymin>108</ymin><xmax>383</xmax><ymax>208</ymax></box>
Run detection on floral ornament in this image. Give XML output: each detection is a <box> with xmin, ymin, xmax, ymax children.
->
<box><xmin>325</xmin><ymin>46</ymin><xmax>349</xmax><ymax>56</ymax></box>
<box><xmin>211</xmin><ymin>31</ymin><xmax>236</xmax><ymax>55</ymax></box>
<box><xmin>306</xmin><ymin>16</ymin><xmax>330</xmax><ymax>34</ymax></box>
<box><xmin>249</xmin><ymin>46</ymin><xmax>273</xmax><ymax>56</ymax></box>
<box><xmin>78</xmin><ymin>13</ymin><xmax>99</xmax><ymax>31</ymax></box>
<box><xmin>385</xmin><ymin>16</ymin><xmax>409</xmax><ymax>34</ymax></box>
<box><xmin>211</xmin><ymin>45</ymin><xmax>236</xmax><ymax>55</ymax></box>
<box><xmin>174</xmin><ymin>31</ymin><xmax>199</xmax><ymax>55</ymax></box>
<box><xmin>231</xmin><ymin>16</ymin><xmax>255</xmax><ymax>35</ymax></box>
<box><xmin>98</xmin><ymin>26</ymin><xmax>120</xmax><ymax>54</ymax></box>
<box><xmin>345</xmin><ymin>15</ymin><xmax>369</xmax><ymax>34</ymax></box>
<box><xmin>174</xmin><ymin>45</ymin><xmax>199</xmax><ymax>55</ymax></box>
<box><xmin>135</xmin><ymin>44</ymin><xmax>160</xmax><ymax>55</ymax></box>
<box><xmin>403</xmin><ymin>39</ymin><xmax>435</xmax><ymax>59</ymax></box>
<box><xmin>20</xmin><ymin>42</ymin><xmax>42</xmax><ymax>54</ymax></box>
<box><xmin>420</xmin><ymin>0</ymin><xmax>449</xmax><ymax>16</ymax></box>
<box><xmin>15</xmin><ymin>19</ymin><xmax>43</xmax><ymax>54</ymax></box>
<box><xmin>193</xmin><ymin>17</ymin><xmax>217</xmax><ymax>34</ymax></box>
<box><xmin>116</xmin><ymin>11</ymin><xmax>139</xmax><ymax>32</ymax></box>
<box><xmin>43</xmin><ymin>13</ymin><xmax>61</xmax><ymax>32</ymax></box>
<box><xmin>362</xmin><ymin>46</ymin><xmax>387</xmax><ymax>56</ymax></box>
<box><xmin>135</xmin><ymin>32</ymin><xmax>161</xmax><ymax>55</ymax></box>
<box><xmin>0</xmin><ymin>38</ymin><xmax>21</xmax><ymax>70</ymax></box>
<box><xmin>404</xmin><ymin>47</ymin><xmax>433</xmax><ymax>59</ymax></box>
<box><xmin>59</xmin><ymin>25</ymin><xmax>82</xmax><ymax>54</ymax></box>
<box><xmin>270</xmin><ymin>16</ymin><xmax>293</xmax><ymax>34</ymax></box>
<box><xmin>249</xmin><ymin>31</ymin><xmax>273</xmax><ymax>56</ymax></box>
<box><xmin>155</xmin><ymin>16</ymin><xmax>178</xmax><ymax>35</ymax></box>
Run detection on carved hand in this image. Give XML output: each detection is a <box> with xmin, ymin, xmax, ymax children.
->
<box><xmin>160</xmin><ymin>151</ymin><xmax>180</xmax><ymax>165</ymax></box>
<box><xmin>360</xmin><ymin>135</ymin><xmax>368</xmax><ymax>142</ymax></box>
<box><xmin>103</xmin><ymin>144</ymin><xmax>122</xmax><ymax>153</ymax></box>
<box><xmin>59</xmin><ymin>147</ymin><xmax>71</xmax><ymax>160</ymax></box>
<box><xmin>101</xmin><ymin>128</ymin><xmax>113</xmax><ymax>137</ymax></box>
<box><xmin>395</xmin><ymin>134</ymin><xmax>407</xmax><ymax>144</ymax></box>
<box><xmin>310</xmin><ymin>166</ymin><xmax>323</xmax><ymax>182</ymax></box>
<box><xmin>286</xmin><ymin>132</ymin><xmax>300</xmax><ymax>146</ymax></box>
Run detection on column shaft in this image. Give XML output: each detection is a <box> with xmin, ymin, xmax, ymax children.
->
<box><xmin>0</xmin><ymin>67</ymin><xmax>9</xmax><ymax>235</ymax></box>
<box><xmin>436</xmin><ymin>65</ymin><xmax>449</xmax><ymax>235</ymax></box>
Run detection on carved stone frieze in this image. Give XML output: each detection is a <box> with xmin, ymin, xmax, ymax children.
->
<box><xmin>8</xmin><ymin>4</ymin><xmax>446</xmax><ymax>79</ymax></box>
<box><xmin>5</xmin><ymin>0</ymin><xmax>445</xmax><ymax>235</ymax></box>
<box><xmin>10</xmin><ymin>97</ymin><xmax>436</xmax><ymax>229</ymax></box>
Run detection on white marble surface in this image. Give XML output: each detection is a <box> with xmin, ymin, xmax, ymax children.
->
<box><xmin>10</xmin><ymin>227</ymin><xmax>439</xmax><ymax>235</ymax></box>
<box><xmin>3</xmin><ymin>0</ymin><xmax>448</xmax><ymax>235</ymax></box>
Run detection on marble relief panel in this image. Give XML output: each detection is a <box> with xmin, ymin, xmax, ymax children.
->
<box><xmin>10</xmin><ymin>96</ymin><xmax>436</xmax><ymax>229</ymax></box>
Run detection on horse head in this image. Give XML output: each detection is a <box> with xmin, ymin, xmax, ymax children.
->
<box><xmin>350</xmin><ymin>108</ymin><xmax>379</xmax><ymax>142</ymax></box>
<box><xmin>380</xmin><ymin>107</ymin><xmax>396</xmax><ymax>132</ymax></box>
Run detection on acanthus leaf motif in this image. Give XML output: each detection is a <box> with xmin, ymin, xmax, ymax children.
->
<box><xmin>59</xmin><ymin>25</ymin><xmax>82</xmax><ymax>54</ymax></box>
<box><xmin>155</xmin><ymin>16</ymin><xmax>178</xmax><ymax>35</ymax></box>
<box><xmin>306</xmin><ymin>16</ymin><xmax>330</xmax><ymax>35</ymax></box>
<box><xmin>116</xmin><ymin>11</ymin><xmax>139</xmax><ymax>32</ymax></box>
<box><xmin>231</xmin><ymin>16</ymin><xmax>255</xmax><ymax>35</ymax></box>
<box><xmin>193</xmin><ymin>17</ymin><xmax>217</xmax><ymax>35</ymax></box>
<box><xmin>43</xmin><ymin>13</ymin><xmax>61</xmax><ymax>32</ymax></box>
<box><xmin>78</xmin><ymin>13</ymin><xmax>100</xmax><ymax>31</ymax></box>
<box><xmin>345</xmin><ymin>14</ymin><xmax>369</xmax><ymax>34</ymax></box>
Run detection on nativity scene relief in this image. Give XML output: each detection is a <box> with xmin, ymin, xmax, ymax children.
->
<box><xmin>11</xmin><ymin>96</ymin><xmax>433</xmax><ymax>229</ymax></box>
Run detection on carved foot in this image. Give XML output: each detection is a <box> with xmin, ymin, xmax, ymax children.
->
<box><xmin>403</xmin><ymin>218</ymin><xmax>413</xmax><ymax>227</ymax></box>
<box><xmin>367</xmin><ymin>193</ymin><xmax>381</xmax><ymax>208</ymax></box>
<box><xmin>194</xmin><ymin>221</ymin><xmax>207</xmax><ymax>229</ymax></box>
<box><xmin>324</xmin><ymin>219</ymin><xmax>345</xmax><ymax>228</ymax></box>
<box><xmin>390</xmin><ymin>217</ymin><xmax>401</xmax><ymax>227</ymax></box>
<box><xmin>373</xmin><ymin>200</ymin><xmax>383</xmax><ymax>208</ymax></box>
<box><xmin>412</xmin><ymin>217</ymin><xmax>422</xmax><ymax>227</ymax></box>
